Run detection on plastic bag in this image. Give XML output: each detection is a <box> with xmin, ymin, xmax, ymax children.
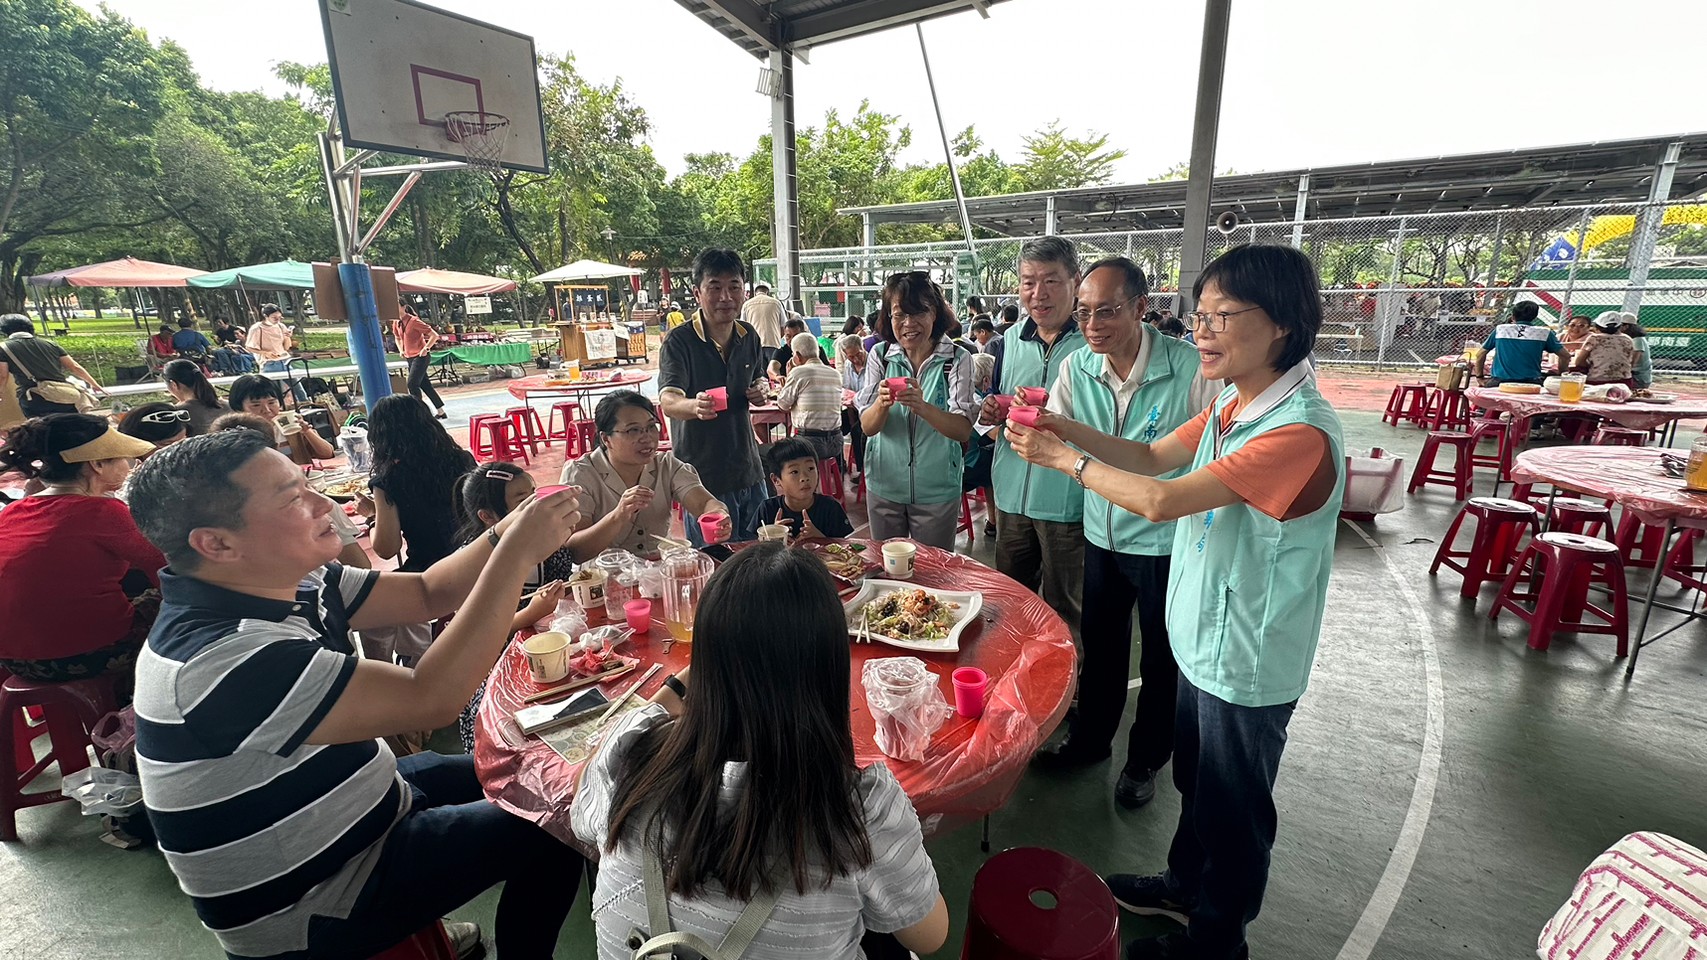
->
<box><xmin>546</xmin><ymin>606</ymin><xmax>587</xmax><ymax>640</ymax></box>
<box><xmin>863</xmin><ymin>657</ymin><xmax>954</xmax><ymax>762</ymax></box>
<box><xmin>61</xmin><ymin>766</ymin><xmax>143</xmax><ymax>817</ymax></box>
<box><xmin>1343</xmin><ymin>448</ymin><xmax>1406</xmax><ymax>516</ymax></box>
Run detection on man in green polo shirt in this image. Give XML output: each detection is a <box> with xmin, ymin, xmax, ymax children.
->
<box><xmin>657</xmin><ymin>248</ymin><xmax>770</xmax><ymax>544</ymax></box>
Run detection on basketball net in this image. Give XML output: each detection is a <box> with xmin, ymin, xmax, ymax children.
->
<box><xmin>444</xmin><ymin>110</ymin><xmax>512</xmax><ymax>177</ymax></box>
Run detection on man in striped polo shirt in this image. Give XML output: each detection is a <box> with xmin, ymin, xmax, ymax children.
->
<box><xmin>126</xmin><ymin>431</ymin><xmax>586</xmax><ymax>960</ymax></box>
<box><xmin>776</xmin><ymin>331</ymin><xmax>849</xmax><ymax>464</ymax></box>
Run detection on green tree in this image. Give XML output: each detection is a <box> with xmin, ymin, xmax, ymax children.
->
<box><xmin>1012</xmin><ymin>121</ymin><xmax>1125</xmax><ymax>192</ymax></box>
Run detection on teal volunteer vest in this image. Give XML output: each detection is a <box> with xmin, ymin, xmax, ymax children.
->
<box><xmin>1166</xmin><ymin>366</ymin><xmax>1345</xmax><ymax>708</ymax></box>
<box><xmin>865</xmin><ymin>341</ymin><xmax>968</xmax><ymax>506</ymax></box>
<box><xmin>991</xmin><ymin>320</ymin><xmax>1087</xmax><ymax>523</ymax></box>
<box><xmin>1067</xmin><ymin>328</ymin><xmax>1207</xmax><ymax>556</ymax></box>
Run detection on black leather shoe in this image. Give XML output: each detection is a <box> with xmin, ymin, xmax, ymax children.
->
<box><xmin>1030</xmin><ymin>737</ymin><xmax>1111</xmax><ymax>771</ymax></box>
<box><xmin>1115</xmin><ymin>767</ymin><xmax>1158</xmax><ymax>808</ymax></box>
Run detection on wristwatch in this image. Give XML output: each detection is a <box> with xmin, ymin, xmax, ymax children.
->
<box><xmin>662</xmin><ymin>674</ymin><xmax>688</xmax><ymax>700</ymax></box>
<box><xmin>1072</xmin><ymin>454</ymin><xmax>1093</xmax><ymax>487</ymax></box>
<box><xmin>486</xmin><ymin>527</ymin><xmax>502</xmax><ymax>549</ymax></box>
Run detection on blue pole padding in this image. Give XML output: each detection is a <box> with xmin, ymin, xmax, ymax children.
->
<box><xmin>338</xmin><ymin>262</ymin><xmax>393</xmax><ymax>411</ymax></box>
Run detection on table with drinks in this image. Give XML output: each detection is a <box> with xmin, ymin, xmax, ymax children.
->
<box><xmin>473</xmin><ymin>539</ymin><xmax>1077</xmax><ymax>844</ymax></box>
<box><xmin>1510</xmin><ymin>445</ymin><xmax>1707</xmax><ymax>675</ymax></box>
<box><xmin>1465</xmin><ymin>385</ymin><xmax>1707</xmax><ymax>446</ymax></box>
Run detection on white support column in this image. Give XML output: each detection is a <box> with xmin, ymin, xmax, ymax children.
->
<box><xmin>1177</xmin><ymin>0</ymin><xmax>1233</xmax><ymax>314</ymax></box>
<box><xmin>1290</xmin><ymin>174</ymin><xmax>1310</xmax><ymax>249</ymax></box>
<box><xmin>769</xmin><ymin>48</ymin><xmax>803</xmax><ymax>312</ymax></box>
<box><xmin>1044</xmin><ymin>196</ymin><xmax>1057</xmax><ymax>236</ymax></box>
<box><xmin>1622</xmin><ymin>141</ymin><xmax>1683</xmax><ymax>315</ymax></box>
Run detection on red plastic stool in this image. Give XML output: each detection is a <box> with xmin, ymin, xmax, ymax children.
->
<box><xmin>1506</xmin><ymin>482</ymin><xmax>1552</xmax><ymax>510</ymax></box>
<box><xmin>504</xmin><ymin>406</ymin><xmax>546</xmax><ymax>456</ymax></box>
<box><xmin>1547</xmin><ymin>497</ymin><xmax>1613</xmax><ymax>539</ymax></box>
<box><xmin>1489</xmin><ymin>532</ymin><xmax>1629</xmax><ymax>655</ymax></box>
<box><xmin>1408</xmin><ymin>432</ymin><xmax>1475</xmax><ymax>499</ymax></box>
<box><xmin>1466</xmin><ymin>418</ymin><xmax>1516</xmax><ymax>481</ymax></box>
<box><xmin>1423</xmin><ymin>388</ymin><xmax>1472</xmax><ymax>431</ymax></box>
<box><xmin>1613</xmin><ymin>512</ymin><xmax>1669</xmax><ymax>570</ymax></box>
<box><xmin>1383</xmin><ymin>383</ymin><xmax>1430</xmax><ymax>427</ymax></box>
<box><xmin>575</xmin><ymin>420</ymin><xmax>599</xmax><ymax>456</ymax></box>
<box><xmin>1662</xmin><ymin>528</ymin><xmax>1707</xmax><ymax>593</ymax></box>
<box><xmin>1430</xmin><ymin>497</ymin><xmax>1539</xmax><ymax>599</ymax></box>
<box><xmin>1</xmin><ymin>674</ymin><xmax>116</xmax><ymax>841</ymax></box>
<box><xmin>468</xmin><ymin>414</ymin><xmax>501</xmax><ymax>460</ymax></box>
<box><xmin>1592</xmin><ymin>426</ymin><xmax>1647</xmax><ymax>446</ymax></box>
<box><xmin>545</xmin><ymin>401</ymin><xmax>587</xmax><ymax>453</ymax></box>
<box><xmin>471</xmin><ymin>416</ymin><xmax>529</xmax><ymax>465</ymax></box>
<box><xmin>957</xmin><ymin>491</ymin><xmax>977</xmax><ymax>545</ymax></box>
<box><xmin>961</xmin><ymin>847</ymin><xmax>1119</xmax><ymax>960</ymax></box>
<box><xmin>817</xmin><ymin>457</ymin><xmax>844</xmax><ymax>501</ymax></box>
<box><xmin>369</xmin><ymin>921</ymin><xmax>456</xmax><ymax>960</ymax></box>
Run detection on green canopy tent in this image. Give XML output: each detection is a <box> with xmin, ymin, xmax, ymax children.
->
<box><xmin>185</xmin><ymin>259</ymin><xmax>316</xmax><ymax>323</ymax></box>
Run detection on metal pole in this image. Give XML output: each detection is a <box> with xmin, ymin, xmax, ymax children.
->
<box><xmin>1378</xmin><ymin>217</ymin><xmax>1408</xmax><ymax>366</ymax></box>
<box><xmin>1622</xmin><ymin>141</ymin><xmax>1682</xmax><ymax>315</ymax></box>
<box><xmin>1560</xmin><ymin>209</ymin><xmax>1592</xmax><ymax>325</ymax></box>
<box><xmin>917</xmin><ymin>24</ymin><xmax>976</xmax><ymax>256</ymax></box>
<box><xmin>318</xmin><ymin>130</ymin><xmax>391</xmax><ymax>408</ymax></box>
<box><xmin>1290</xmin><ymin>174</ymin><xmax>1310</xmax><ymax>249</ymax></box>
<box><xmin>768</xmin><ymin>48</ymin><xmax>803</xmax><ymax>313</ymax></box>
<box><xmin>1044</xmin><ymin>196</ymin><xmax>1057</xmax><ymax>236</ymax></box>
<box><xmin>1177</xmin><ymin>0</ymin><xmax>1233</xmax><ymax>315</ymax></box>
<box><xmin>1483</xmin><ymin>213</ymin><xmax>1505</xmax><ymax>308</ymax></box>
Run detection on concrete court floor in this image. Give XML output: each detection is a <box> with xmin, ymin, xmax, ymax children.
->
<box><xmin>4</xmin><ymin>404</ymin><xmax>1706</xmax><ymax>960</ymax></box>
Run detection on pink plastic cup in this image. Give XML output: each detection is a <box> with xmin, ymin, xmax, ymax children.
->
<box><xmin>535</xmin><ymin>484</ymin><xmax>570</xmax><ymax>500</ymax></box>
<box><xmin>952</xmin><ymin>667</ymin><xmax>988</xmax><ymax>718</ymax></box>
<box><xmin>885</xmin><ymin>376</ymin><xmax>910</xmax><ymax>397</ymax></box>
<box><xmin>624</xmin><ymin>599</ymin><xmax>652</xmax><ymax>633</ymax></box>
<box><xmin>1017</xmin><ymin>386</ymin><xmax>1049</xmax><ymax>406</ymax></box>
<box><xmin>1007</xmin><ymin>405</ymin><xmax>1042</xmax><ymax>429</ymax></box>
<box><xmin>705</xmin><ymin>386</ymin><xmax>729</xmax><ymax>412</ymax></box>
<box><xmin>991</xmin><ymin>395</ymin><xmax>1015</xmax><ymax>418</ymax></box>
<box><xmin>698</xmin><ymin>512</ymin><xmax>728</xmax><ymax>543</ymax></box>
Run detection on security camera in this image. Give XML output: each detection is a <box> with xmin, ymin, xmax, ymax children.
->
<box><xmin>1216</xmin><ymin>210</ymin><xmax>1241</xmax><ymax>235</ymax></box>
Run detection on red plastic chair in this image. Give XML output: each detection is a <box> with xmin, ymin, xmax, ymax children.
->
<box><xmin>1423</xmin><ymin>388</ymin><xmax>1472</xmax><ymax>431</ymax></box>
<box><xmin>1547</xmin><ymin>498</ymin><xmax>1613</xmax><ymax>539</ymax></box>
<box><xmin>1489</xmin><ymin>532</ymin><xmax>1629</xmax><ymax>655</ymax></box>
<box><xmin>545</xmin><ymin>401</ymin><xmax>587</xmax><ymax>453</ymax></box>
<box><xmin>1613</xmin><ymin>512</ymin><xmax>1669</xmax><ymax>570</ymax></box>
<box><xmin>1661</xmin><ymin>528</ymin><xmax>1707</xmax><ymax>594</ymax></box>
<box><xmin>818</xmin><ymin>457</ymin><xmax>845</xmax><ymax>502</ymax></box>
<box><xmin>1430</xmin><ymin>497</ymin><xmax>1539</xmax><ymax>599</ymax></box>
<box><xmin>369</xmin><ymin>921</ymin><xmax>456</xmax><ymax>960</ymax></box>
<box><xmin>1408</xmin><ymin>432</ymin><xmax>1475</xmax><ymax>500</ymax></box>
<box><xmin>1591</xmin><ymin>426</ymin><xmax>1647</xmax><ymax>447</ymax></box>
<box><xmin>504</xmin><ymin>406</ymin><xmax>546</xmax><ymax>457</ymax></box>
<box><xmin>1382</xmin><ymin>383</ymin><xmax>1431</xmax><ymax>428</ymax></box>
<box><xmin>1466</xmin><ymin>418</ymin><xmax>1516</xmax><ymax>483</ymax></box>
<box><xmin>471</xmin><ymin>416</ymin><xmax>529</xmax><ymax>466</ymax></box>
<box><xmin>0</xmin><ymin>674</ymin><xmax>117</xmax><ymax>841</ymax></box>
<box><xmin>961</xmin><ymin>847</ymin><xmax>1119</xmax><ymax>960</ymax></box>
<box><xmin>468</xmin><ymin>414</ymin><xmax>500</xmax><ymax>460</ymax></box>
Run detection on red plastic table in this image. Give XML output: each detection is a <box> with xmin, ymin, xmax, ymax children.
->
<box><xmin>505</xmin><ymin>371</ymin><xmax>653</xmax><ymax>405</ymax></box>
<box><xmin>474</xmin><ymin>541</ymin><xmax>1076</xmax><ymax>844</ymax></box>
<box><xmin>1509</xmin><ymin>446</ymin><xmax>1707</xmax><ymax>675</ymax></box>
<box><xmin>1466</xmin><ymin>386</ymin><xmax>1707</xmax><ymax>446</ymax></box>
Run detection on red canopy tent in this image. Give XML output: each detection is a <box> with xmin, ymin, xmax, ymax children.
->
<box><xmin>26</xmin><ymin>256</ymin><xmax>208</xmax><ymax>287</ymax></box>
<box><xmin>394</xmin><ymin>268</ymin><xmax>517</xmax><ymax>295</ymax></box>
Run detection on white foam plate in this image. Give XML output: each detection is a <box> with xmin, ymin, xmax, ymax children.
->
<box><xmin>843</xmin><ymin>580</ymin><xmax>983</xmax><ymax>653</ymax></box>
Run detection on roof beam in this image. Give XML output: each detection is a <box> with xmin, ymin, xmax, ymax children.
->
<box><xmin>791</xmin><ymin>1</ymin><xmax>997</xmax><ymax>47</ymax></box>
<box><xmin>675</xmin><ymin>0</ymin><xmax>778</xmax><ymax>54</ymax></box>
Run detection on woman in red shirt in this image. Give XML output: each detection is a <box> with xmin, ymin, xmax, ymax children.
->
<box><xmin>393</xmin><ymin>300</ymin><xmax>447</xmax><ymax>419</ymax></box>
<box><xmin>0</xmin><ymin>414</ymin><xmax>164</xmax><ymax>691</ymax></box>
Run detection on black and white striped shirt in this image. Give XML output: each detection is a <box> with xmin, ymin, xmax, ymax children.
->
<box><xmin>134</xmin><ymin>564</ymin><xmax>404</xmax><ymax>959</ymax></box>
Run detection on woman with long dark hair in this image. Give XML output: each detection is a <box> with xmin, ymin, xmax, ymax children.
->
<box><xmin>163</xmin><ymin>358</ymin><xmax>224</xmax><ymax>435</ymax></box>
<box><xmin>571</xmin><ymin>543</ymin><xmax>948</xmax><ymax>959</ymax></box>
<box><xmin>358</xmin><ymin>394</ymin><xmax>476</xmax><ymax>572</ymax></box>
<box><xmin>0</xmin><ymin>414</ymin><xmax>162</xmax><ymax>688</ymax></box>
<box><xmin>856</xmin><ymin>272</ymin><xmax>976</xmax><ymax>550</ymax></box>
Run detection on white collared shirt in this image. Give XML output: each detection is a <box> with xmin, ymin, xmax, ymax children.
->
<box><xmin>1049</xmin><ymin>325</ymin><xmax>1221</xmax><ymax>421</ymax></box>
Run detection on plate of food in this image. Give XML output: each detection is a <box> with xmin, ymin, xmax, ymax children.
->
<box><xmin>842</xmin><ymin>580</ymin><xmax>983</xmax><ymax>653</ymax></box>
<box><xmin>803</xmin><ymin>541</ymin><xmax>877</xmax><ymax>582</ymax></box>
<box><xmin>1633</xmin><ymin>389</ymin><xmax>1678</xmax><ymax>404</ymax></box>
<box><xmin>314</xmin><ymin>475</ymin><xmax>370</xmax><ymax>501</ymax></box>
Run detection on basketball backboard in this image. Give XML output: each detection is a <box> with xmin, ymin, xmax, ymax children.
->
<box><xmin>319</xmin><ymin>0</ymin><xmax>548</xmax><ymax>173</ymax></box>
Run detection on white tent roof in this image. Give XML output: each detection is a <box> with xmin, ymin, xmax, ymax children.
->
<box><xmin>530</xmin><ymin>259</ymin><xmax>644</xmax><ymax>283</ymax></box>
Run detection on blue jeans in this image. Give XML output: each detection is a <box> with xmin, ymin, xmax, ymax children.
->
<box><xmin>1163</xmin><ymin>677</ymin><xmax>1296</xmax><ymax>957</ymax></box>
<box><xmin>685</xmin><ymin>480</ymin><xmax>768</xmax><ymax>545</ymax></box>
<box><xmin>295</xmin><ymin>752</ymin><xmax>583</xmax><ymax>960</ymax></box>
<box><xmin>262</xmin><ymin>358</ymin><xmax>307</xmax><ymax>402</ymax></box>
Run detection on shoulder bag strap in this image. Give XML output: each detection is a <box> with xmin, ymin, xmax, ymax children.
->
<box><xmin>0</xmin><ymin>340</ymin><xmax>39</xmax><ymax>387</ymax></box>
<box><xmin>634</xmin><ymin>824</ymin><xmax>784</xmax><ymax>960</ymax></box>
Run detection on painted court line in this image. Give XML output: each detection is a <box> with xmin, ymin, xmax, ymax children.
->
<box><xmin>1334</xmin><ymin>519</ymin><xmax>1447</xmax><ymax>960</ymax></box>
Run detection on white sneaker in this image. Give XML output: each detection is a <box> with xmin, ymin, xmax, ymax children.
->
<box><xmin>444</xmin><ymin>921</ymin><xmax>485</xmax><ymax>960</ymax></box>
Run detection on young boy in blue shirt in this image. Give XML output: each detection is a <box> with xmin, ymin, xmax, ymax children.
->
<box><xmin>760</xmin><ymin>437</ymin><xmax>854</xmax><ymax>541</ymax></box>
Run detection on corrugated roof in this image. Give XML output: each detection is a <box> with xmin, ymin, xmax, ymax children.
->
<box><xmin>671</xmin><ymin>0</ymin><xmax>1012</xmax><ymax>56</ymax></box>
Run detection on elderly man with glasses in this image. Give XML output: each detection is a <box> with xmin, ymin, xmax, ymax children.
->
<box><xmin>1021</xmin><ymin>258</ymin><xmax>1220</xmax><ymax>816</ymax></box>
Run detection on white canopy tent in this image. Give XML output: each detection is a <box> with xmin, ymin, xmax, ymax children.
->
<box><xmin>529</xmin><ymin>259</ymin><xmax>644</xmax><ymax>284</ymax></box>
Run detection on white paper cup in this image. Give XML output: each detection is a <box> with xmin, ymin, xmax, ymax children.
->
<box><xmin>757</xmin><ymin>523</ymin><xmax>790</xmax><ymax>542</ymax></box>
<box><xmin>522</xmin><ymin>632</ymin><xmax>570</xmax><ymax>683</ymax></box>
<box><xmin>569</xmin><ymin>569</ymin><xmax>607</xmax><ymax>611</ymax></box>
<box><xmin>881</xmin><ymin>541</ymin><xmax>917</xmax><ymax>579</ymax></box>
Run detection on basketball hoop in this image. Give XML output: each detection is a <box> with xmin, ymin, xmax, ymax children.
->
<box><xmin>444</xmin><ymin>110</ymin><xmax>511</xmax><ymax>176</ymax></box>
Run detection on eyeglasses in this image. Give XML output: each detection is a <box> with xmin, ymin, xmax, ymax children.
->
<box><xmin>139</xmin><ymin>409</ymin><xmax>192</xmax><ymax>425</ymax></box>
<box><xmin>609</xmin><ymin>422</ymin><xmax>662</xmax><ymax>440</ymax></box>
<box><xmin>1187</xmin><ymin>305</ymin><xmax>1265</xmax><ymax>334</ymax></box>
<box><xmin>1070</xmin><ymin>294</ymin><xmax>1145</xmax><ymax>326</ymax></box>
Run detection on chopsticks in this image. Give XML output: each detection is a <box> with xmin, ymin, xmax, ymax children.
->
<box><xmin>594</xmin><ymin>663</ymin><xmax>663</xmax><ymax>727</ymax></box>
<box><xmin>521</xmin><ymin>661</ymin><xmax>634</xmax><ymax>704</ymax></box>
<box><xmin>519</xmin><ymin>580</ymin><xmax>564</xmax><ymax>603</ymax></box>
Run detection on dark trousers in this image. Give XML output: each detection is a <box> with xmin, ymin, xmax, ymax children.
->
<box><xmin>299</xmin><ymin>752</ymin><xmax>583</xmax><ymax>960</ymax></box>
<box><xmin>995</xmin><ymin>510</ymin><xmax>1084</xmax><ymax>644</ymax></box>
<box><xmin>17</xmin><ymin>389</ymin><xmax>75</xmax><ymax>419</ymax></box>
<box><xmin>406</xmin><ymin>353</ymin><xmax>445</xmax><ymax>410</ymax></box>
<box><xmin>1163</xmin><ymin>676</ymin><xmax>1295</xmax><ymax>957</ymax></box>
<box><xmin>842</xmin><ymin>408</ymin><xmax>866</xmax><ymax>473</ymax></box>
<box><xmin>1072</xmin><ymin>543</ymin><xmax>1174</xmax><ymax>774</ymax></box>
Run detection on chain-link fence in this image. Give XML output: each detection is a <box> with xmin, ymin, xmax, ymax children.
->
<box><xmin>759</xmin><ymin>199</ymin><xmax>1707</xmax><ymax>374</ymax></box>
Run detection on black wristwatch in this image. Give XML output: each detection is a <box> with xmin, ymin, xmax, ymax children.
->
<box><xmin>662</xmin><ymin>674</ymin><xmax>687</xmax><ymax>700</ymax></box>
<box><xmin>486</xmin><ymin>527</ymin><xmax>502</xmax><ymax>549</ymax></box>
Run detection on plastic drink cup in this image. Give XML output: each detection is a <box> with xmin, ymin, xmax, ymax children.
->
<box><xmin>881</xmin><ymin>540</ymin><xmax>917</xmax><ymax>579</ymax></box>
<box><xmin>698</xmin><ymin>512</ymin><xmax>728</xmax><ymax>544</ymax></box>
<box><xmin>1017</xmin><ymin>386</ymin><xmax>1049</xmax><ymax>406</ymax></box>
<box><xmin>991</xmin><ymin>395</ymin><xmax>1015</xmax><ymax>418</ymax></box>
<box><xmin>952</xmin><ymin>667</ymin><xmax>988</xmax><ymax>718</ymax></box>
<box><xmin>885</xmin><ymin>376</ymin><xmax>910</xmax><ymax>397</ymax></box>
<box><xmin>522</xmin><ymin>632</ymin><xmax>570</xmax><ymax>683</ymax></box>
<box><xmin>624</xmin><ymin>599</ymin><xmax>653</xmax><ymax>634</ymax></box>
<box><xmin>705</xmin><ymin>386</ymin><xmax>729</xmax><ymax>411</ymax></box>
<box><xmin>535</xmin><ymin>484</ymin><xmax>570</xmax><ymax>500</ymax></box>
<box><xmin>757</xmin><ymin>523</ymin><xmax>790</xmax><ymax>542</ymax></box>
<box><xmin>1559</xmin><ymin>373</ymin><xmax>1586</xmax><ymax>404</ymax></box>
<box><xmin>1007</xmin><ymin>405</ymin><xmax>1042</xmax><ymax>429</ymax></box>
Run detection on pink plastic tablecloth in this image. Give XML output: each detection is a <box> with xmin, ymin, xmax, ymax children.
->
<box><xmin>1510</xmin><ymin>447</ymin><xmax>1707</xmax><ymax>528</ymax></box>
<box><xmin>1466</xmin><ymin>386</ymin><xmax>1707</xmax><ymax>432</ymax></box>
<box><xmin>474</xmin><ymin>541</ymin><xmax>1076</xmax><ymax>844</ymax></box>
<box><xmin>505</xmin><ymin>371</ymin><xmax>652</xmax><ymax>402</ymax></box>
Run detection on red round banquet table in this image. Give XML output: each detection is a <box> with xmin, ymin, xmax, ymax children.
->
<box><xmin>505</xmin><ymin>370</ymin><xmax>653</xmax><ymax>404</ymax></box>
<box><xmin>474</xmin><ymin>540</ymin><xmax>1076</xmax><ymax>844</ymax></box>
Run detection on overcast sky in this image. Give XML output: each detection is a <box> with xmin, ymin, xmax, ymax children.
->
<box><xmin>79</xmin><ymin>0</ymin><xmax>1707</xmax><ymax>185</ymax></box>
